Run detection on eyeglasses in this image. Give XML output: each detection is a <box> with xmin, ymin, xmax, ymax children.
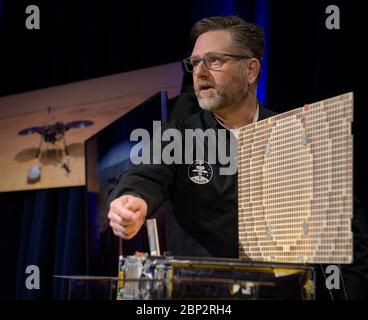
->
<box><xmin>182</xmin><ymin>52</ymin><xmax>251</xmax><ymax>73</ymax></box>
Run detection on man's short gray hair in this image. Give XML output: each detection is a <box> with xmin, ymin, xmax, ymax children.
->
<box><xmin>191</xmin><ymin>16</ymin><xmax>265</xmax><ymax>64</ymax></box>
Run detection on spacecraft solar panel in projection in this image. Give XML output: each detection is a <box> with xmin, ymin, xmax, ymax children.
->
<box><xmin>238</xmin><ymin>92</ymin><xmax>353</xmax><ymax>264</ymax></box>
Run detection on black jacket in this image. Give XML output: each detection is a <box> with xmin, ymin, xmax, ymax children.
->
<box><xmin>109</xmin><ymin>89</ymin><xmax>368</xmax><ymax>298</ymax></box>
<box><xmin>108</xmin><ymin>105</ymin><xmax>277</xmax><ymax>258</ymax></box>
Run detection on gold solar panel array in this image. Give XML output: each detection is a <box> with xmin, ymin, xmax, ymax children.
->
<box><xmin>238</xmin><ymin>92</ymin><xmax>353</xmax><ymax>264</ymax></box>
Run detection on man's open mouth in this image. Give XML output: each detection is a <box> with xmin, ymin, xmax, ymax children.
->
<box><xmin>199</xmin><ymin>84</ymin><xmax>215</xmax><ymax>92</ymax></box>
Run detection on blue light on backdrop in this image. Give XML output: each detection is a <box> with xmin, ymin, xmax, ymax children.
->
<box><xmin>255</xmin><ymin>0</ymin><xmax>271</xmax><ymax>106</ymax></box>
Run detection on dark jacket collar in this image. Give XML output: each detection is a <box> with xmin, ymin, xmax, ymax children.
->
<box><xmin>203</xmin><ymin>100</ymin><xmax>277</xmax><ymax>129</ymax></box>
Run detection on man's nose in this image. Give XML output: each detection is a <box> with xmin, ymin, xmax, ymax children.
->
<box><xmin>193</xmin><ymin>60</ymin><xmax>210</xmax><ymax>78</ymax></box>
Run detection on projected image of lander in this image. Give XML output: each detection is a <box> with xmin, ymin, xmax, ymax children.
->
<box><xmin>238</xmin><ymin>93</ymin><xmax>353</xmax><ymax>264</ymax></box>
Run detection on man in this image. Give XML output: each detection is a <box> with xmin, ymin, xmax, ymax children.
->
<box><xmin>108</xmin><ymin>16</ymin><xmax>276</xmax><ymax>258</ymax></box>
<box><xmin>108</xmin><ymin>16</ymin><xmax>368</xmax><ymax>299</ymax></box>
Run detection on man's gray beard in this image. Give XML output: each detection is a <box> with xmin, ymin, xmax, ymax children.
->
<box><xmin>196</xmin><ymin>76</ymin><xmax>249</xmax><ymax>112</ymax></box>
<box><xmin>197</xmin><ymin>93</ymin><xmax>223</xmax><ymax>111</ymax></box>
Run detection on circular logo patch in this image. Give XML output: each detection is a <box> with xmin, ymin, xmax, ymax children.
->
<box><xmin>188</xmin><ymin>160</ymin><xmax>213</xmax><ymax>184</ymax></box>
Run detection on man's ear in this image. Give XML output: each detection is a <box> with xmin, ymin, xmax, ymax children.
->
<box><xmin>246</xmin><ymin>58</ymin><xmax>261</xmax><ymax>85</ymax></box>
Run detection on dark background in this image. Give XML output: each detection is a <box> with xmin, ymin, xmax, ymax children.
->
<box><xmin>0</xmin><ymin>0</ymin><xmax>367</xmax><ymax>299</ymax></box>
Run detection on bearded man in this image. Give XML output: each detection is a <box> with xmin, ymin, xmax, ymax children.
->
<box><xmin>108</xmin><ymin>16</ymin><xmax>276</xmax><ymax>258</ymax></box>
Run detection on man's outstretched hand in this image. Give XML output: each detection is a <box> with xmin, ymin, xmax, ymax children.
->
<box><xmin>108</xmin><ymin>195</ymin><xmax>148</xmax><ymax>239</ymax></box>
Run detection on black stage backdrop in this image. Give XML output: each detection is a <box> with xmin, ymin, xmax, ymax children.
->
<box><xmin>0</xmin><ymin>0</ymin><xmax>367</xmax><ymax>299</ymax></box>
